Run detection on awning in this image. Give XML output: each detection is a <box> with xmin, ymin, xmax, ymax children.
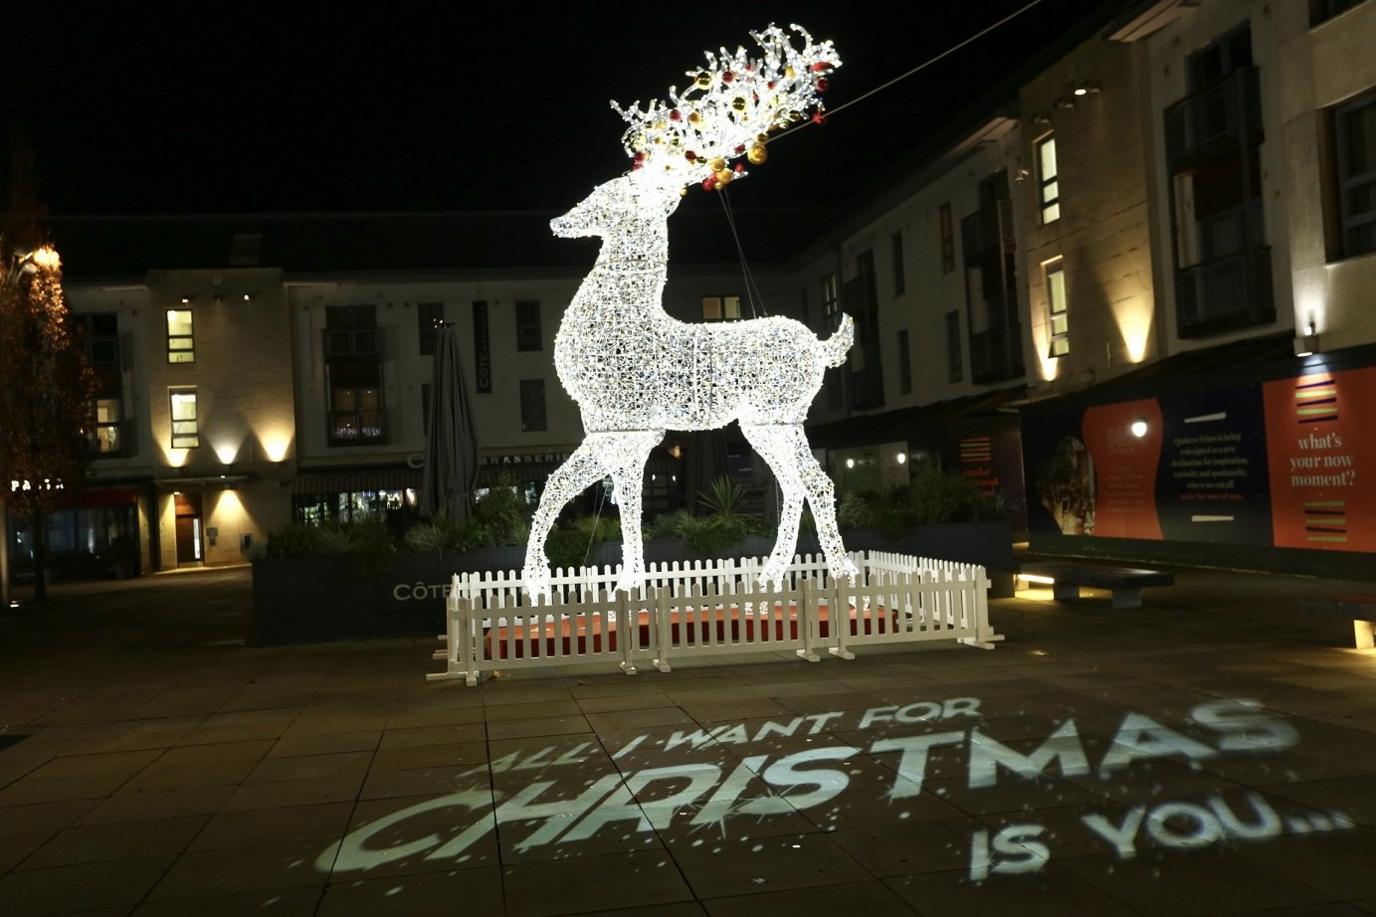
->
<box><xmin>291</xmin><ymin>467</ymin><xmax>421</xmax><ymax>496</ymax></box>
<box><xmin>806</xmin><ymin>384</ymin><xmax>1027</xmax><ymax>451</ymax></box>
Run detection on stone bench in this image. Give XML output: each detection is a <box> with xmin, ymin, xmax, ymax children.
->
<box><xmin>1300</xmin><ymin>593</ymin><xmax>1376</xmax><ymax>649</ymax></box>
<box><xmin>1020</xmin><ymin>561</ymin><xmax>1175</xmax><ymax>609</ymax></box>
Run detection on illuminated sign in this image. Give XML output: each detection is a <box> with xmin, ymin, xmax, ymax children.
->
<box><xmin>321</xmin><ymin>696</ymin><xmax>1351</xmax><ymax>881</ymax></box>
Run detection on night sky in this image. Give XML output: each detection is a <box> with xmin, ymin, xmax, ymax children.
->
<box><xmin>7</xmin><ymin>1</ymin><xmax>1109</xmax><ymax>217</ymax></box>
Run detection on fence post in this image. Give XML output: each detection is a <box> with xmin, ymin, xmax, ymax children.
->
<box><xmin>618</xmin><ymin>590</ymin><xmax>638</xmax><ymax>676</ymax></box>
<box><xmin>654</xmin><ymin>585</ymin><xmax>673</xmax><ymax>673</ymax></box>
<box><xmin>958</xmin><ymin>565</ymin><xmax>1003</xmax><ymax>650</ymax></box>
<box><xmin>795</xmin><ymin>579</ymin><xmax>819</xmax><ymax>663</ymax></box>
<box><xmin>828</xmin><ymin>571</ymin><xmax>855</xmax><ymax>660</ymax></box>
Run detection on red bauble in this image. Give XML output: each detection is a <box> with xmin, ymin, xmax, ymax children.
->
<box><xmin>670</xmin><ymin>109</ymin><xmax>682</xmax><ymax>121</ymax></box>
<box><xmin>685</xmin><ymin>150</ymin><xmax>697</xmax><ymax>161</ymax></box>
<box><xmin>811</xmin><ymin>61</ymin><xmax>830</xmax><ymax>72</ymax></box>
<box><xmin>816</xmin><ymin>78</ymin><xmax>829</xmax><ymax>92</ymax></box>
<box><xmin>735</xmin><ymin>144</ymin><xmax>746</xmax><ymax>153</ymax></box>
<box><xmin>734</xmin><ymin>163</ymin><xmax>745</xmax><ymax>173</ymax></box>
<box><xmin>702</xmin><ymin>176</ymin><xmax>717</xmax><ymax>191</ymax></box>
<box><xmin>723</xmin><ymin>70</ymin><xmax>735</xmax><ymax>83</ymax></box>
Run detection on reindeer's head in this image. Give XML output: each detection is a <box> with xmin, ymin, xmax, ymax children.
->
<box><xmin>610</xmin><ymin>24</ymin><xmax>841</xmax><ymax>195</ymax></box>
<box><xmin>551</xmin><ymin>173</ymin><xmax>683</xmax><ymax>239</ymax></box>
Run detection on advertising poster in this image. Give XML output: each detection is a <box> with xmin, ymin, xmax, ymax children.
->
<box><xmin>1080</xmin><ymin>399</ymin><xmax>1163</xmax><ymax>540</ymax></box>
<box><xmin>1263</xmin><ymin>366</ymin><xmax>1376</xmax><ymax>552</ymax></box>
<box><xmin>1156</xmin><ymin>385</ymin><xmax>1272</xmax><ymax>544</ymax></box>
<box><xmin>949</xmin><ymin>417</ymin><xmax>1027</xmax><ymax>530</ymax></box>
<box><xmin>1023</xmin><ymin>405</ymin><xmax>1096</xmax><ymax>536</ymax></box>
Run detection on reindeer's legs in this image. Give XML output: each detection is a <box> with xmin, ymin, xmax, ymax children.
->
<box><xmin>523</xmin><ymin>439</ymin><xmax>611</xmax><ymax>601</ymax></box>
<box><xmin>780</xmin><ymin>424</ymin><xmax>858</xmax><ymax>583</ymax></box>
<box><xmin>740</xmin><ymin>424</ymin><xmax>805</xmax><ymax>590</ymax></box>
<box><xmin>603</xmin><ymin>430</ymin><xmax>664</xmax><ymax>595</ymax></box>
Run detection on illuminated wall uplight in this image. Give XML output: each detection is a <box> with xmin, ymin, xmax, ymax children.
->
<box><xmin>256</xmin><ymin>428</ymin><xmax>293</xmax><ymax>464</ymax></box>
<box><xmin>1130</xmin><ymin>420</ymin><xmax>1149</xmax><ymax>438</ymax></box>
<box><xmin>214</xmin><ymin>441</ymin><xmax>241</xmax><ymax>465</ymax></box>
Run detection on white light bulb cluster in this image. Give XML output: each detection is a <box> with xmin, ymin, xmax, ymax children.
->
<box><xmin>521</xmin><ymin>25</ymin><xmax>857</xmax><ymax>602</ymax></box>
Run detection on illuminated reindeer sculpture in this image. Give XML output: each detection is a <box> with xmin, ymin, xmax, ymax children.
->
<box><xmin>523</xmin><ymin>24</ymin><xmax>856</xmax><ymax>601</ymax></box>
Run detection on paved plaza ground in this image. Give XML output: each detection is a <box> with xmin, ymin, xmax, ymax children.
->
<box><xmin>1</xmin><ymin>564</ymin><xmax>1375</xmax><ymax>916</ymax></box>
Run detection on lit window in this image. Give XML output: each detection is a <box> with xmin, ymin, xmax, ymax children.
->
<box><xmin>170</xmin><ymin>388</ymin><xmax>199</xmax><ymax>449</ymax></box>
<box><xmin>1037</xmin><ymin>135</ymin><xmax>1060</xmax><ymax>224</ymax></box>
<box><xmin>701</xmin><ymin>295</ymin><xmax>742</xmax><ymax>321</ymax></box>
<box><xmin>166</xmin><ymin>309</ymin><xmax>194</xmax><ymax>363</ymax></box>
<box><xmin>1046</xmin><ymin>259</ymin><xmax>1069</xmax><ymax>357</ymax></box>
<box><xmin>92</xmin><ymin>398</ymin><xmax>122</xmax><ymax>455</ymax></box>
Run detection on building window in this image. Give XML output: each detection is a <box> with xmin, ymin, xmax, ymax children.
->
<box><xmin>169</xmin><ymin>388</ymin><xmax>199</xmax><ymax>449</ymax></box>
<box><xmin>821</xmin><ymin>274</ymin><xmax>839</xmax><ymax>316</ymax></box>
<box><xmin>1310</xmin><ymin>0</ymin><xmax>1368</xmax><ymax>25</ymax></box>
<box><xmin>516</xmin><ymin>300</ymin><xmax>543</xmax><ymax>350</ymax></box>
<box><xmin>166</xmin><ymin>309</ymin><xmax>194</xmax><ymax>364</ymax></box>
<box><xmin>1046</xmin><ymin>259</ymin><xmax>1070</xmax><ymax>357</ymax></box>
<box><xmin>1036</xmin><ymin>135</ymin><xmax>1060</xmax><ymax>224</ymax></box>
<box><xmin>939</xmin><ymin>202</ymin><xmax>956</xmax><ymax>274</ymax></box>
<box><xmin>90</xmin><ymin>398</ymin><xmax>122</xmax><ymax>455</ymax></box>
<box><xmin>520</xmin><ymin>379</ymin><xmax>547</xmax><ymax>432</ymax></box>
<box><xmin>1334</xmin><ymin>90</ymin><xmax>1376</xmax><ymax>259</ymax></box>
<box><xmin>897</xmin><ymin>329</ymin><xmax>912</xmax><ymax>395</ymax></box>
<box><xmin>418</xmin><ymin>302</ymin><xmax>444</xmax><ymax>355</ymax></box>
<box><xmin>891</xmin><ymin>231</ymin><xmax>906</xmax><ymax>296</ymax></box>
<box><xmin>945</xmin><ymin>311</ymin><xmax>963</xmax><ymax>383</ymax></box>
<box><xmin>701</xmin><ymin>295</ymin><xmax>742</xmax><ymax>321</ymax></box>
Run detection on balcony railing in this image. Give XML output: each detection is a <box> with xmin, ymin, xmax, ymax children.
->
<box><xmin>1176</xmin><ymin>244</ymin><xmax>1275</xmax><ymax>337</ymax></box>
<box><xmin>1164</xmin><ymin>67</ymin><xmax>1263</xmax><ymax>169</ymax></box>
<box><xmin>323</xmin><ymin>327</ymin><xmax>383</xmax><ymax>360</ymax></box>
<box><xmin>328</xmin><ymin>410</ymin><xmax>386</xmax><ymax>445</ymax></box>
<box><xmin>961</xmin><ymin>200</ymin><xmax>1015</xmax><ymax>264</ymax></box>
<box><xmin>969</xmin><ymin>324</ymin><xmax>1025</xmax><ymax>385</ymax></box>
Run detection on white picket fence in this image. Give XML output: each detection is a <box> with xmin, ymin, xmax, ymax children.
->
<box><xmin>427</xmin><ymin>551</ymin><xmax>1001</xmax><ymax>686</ymax></box>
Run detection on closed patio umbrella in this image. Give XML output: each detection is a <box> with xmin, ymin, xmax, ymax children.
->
<box><xmin>420</xmin><ymin>322</ymin><xmax>478</xmax><ymax>522</ymax></box>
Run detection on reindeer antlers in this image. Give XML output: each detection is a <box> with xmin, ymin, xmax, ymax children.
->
<box><xmin>612</xmin><ymin>24</ymin><xmax>841</xmax><ymax>193</ymax></box>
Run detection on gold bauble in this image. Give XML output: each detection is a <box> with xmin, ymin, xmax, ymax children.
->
<box><xmin>785</xmin><ymin>65</ymin><xmax>796</xmax><ymax>79</ymax></box>
<box><xmin>680</xmin><ymin>187</ymin><xmax>689</xmax><ymax>198</ymax></box>
<box><xmin>731</xmin><ymin>96</ymin><xmax>747</xmax><ymax>112</ymax></box>
<box><xmin>715</xmin><ymin>169</ymin><xmax>733</xmax><ymax>186</ymax></box>
<box><xmin>688</xmin><ymin>111</ymin><xmax>702</xmax><ymax>125</ymax></box>
<box><xmin>708</xmin><ymin>156</ymin><xmax>726</xmax><ymax>172</ymax></box>
<box><xmin>747</xmin><ymin>143</ymin><xmax>767</xmax><ymax>165</ymax></box>
<box><xmin>695</xmin><ymin>71</ymin><xmax>712</xmax><ymax>88</ymax></box>
<box><xmin>757</xmin><ymin>133</ymin><xmax>769</xmax><ymax>143</ymax></box>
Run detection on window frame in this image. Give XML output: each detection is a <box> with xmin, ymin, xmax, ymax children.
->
<box><xmin>519</xmin><ymin>378</ymin><xmax>548</xmax><ymax>432</ymax></box>
<box><xmin>169</xmin><ymin>387</ymin><xmax>199</xmax><ymax>449</ymax></box>
<box><xmin>939</xmin><ymin>202</ymin><xmax>956</xmax><ymax>274</ymax></box>
<box><xmin>945</xmin><ymin>311</ymin><xmax>963</xmax><ymax>383</ymax></box>
<box><xmin>1036</xmin><ymin>134</ymin><xmax>1061</xmax><ymax>225</ymax></box>
<box><xmin>897</xmin><ymin>328</ymin><xmax>912</xmax><ymax>395</ymax></box>
<box><xmin>1045</xmin><ymin>258</ymin><xmax>1070</xmax><ymax>357</ymax></box>
<box><xmin>1335</xmin><ymin>89</ymin><xmax>1376</xmax><ymax>260</ymax></box>
<box><xmin>165</xmin><ymin>308</ymin><xmax>195</xmax><ymax>364</ymax></box>
<box><xmin>821</xmin><ymin>274</ymin><xmax>839</xmax><ymax>316</ymax></box>
<box><xmin>891</xmin><ymin>231</ymin><xmax>906</xmax><ymax>296</ymax></box>
<box><xmin>515</xmin><ymin>299</ymin><xmax>543</xmax><ymax>351</ymax></box>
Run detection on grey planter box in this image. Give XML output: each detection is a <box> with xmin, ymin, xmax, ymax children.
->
<box><xmin>250</xmin><ymin>519</ymin><xmax>1013</xmax><ymax>646</ymax></box>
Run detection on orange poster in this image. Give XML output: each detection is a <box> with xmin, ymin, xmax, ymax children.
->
<box><xmin>1264</xmin><ymin>365</ymin><xmax>1376</xmax><ymax>551</ymax></box>
<box><xmin>1081</xmin><ymin>399</ymin><xmax>1164</xmax><ymax>540</ymax></box>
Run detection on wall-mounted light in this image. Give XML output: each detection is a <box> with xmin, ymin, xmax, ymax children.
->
<box><xmin>1130</xmin><ymin>420</ymin><xmax>1149</xmax><ymax>439</ymax></box>
<box><xmin>896</xmin><ymin>452</ymin><xmax>907</xmax><ymax>465</ymax></box>
<box><xmin>845</xmin><ymin>458</ymin><xmax>855</xmax><ymax>469</ymax></box>
<box><xmin>1055</xmin><ymin>96</ymin><xmax>1076</xmax><ymax>111</ymax></box>
<box><xmin>242</xmin><ymin>293</ymin><xmax>252</xmax><ymax>302</ymax></box>
<box><xmin>1073</xmin><ymin>81</ymin><xmax>1100</xmax><ymax>97</ymax></box>
<box><xmin>1031</xmin><ymin>111</ymin><xmax>1051</xmax><ymax>125</ymax></box>
<box><xmin>1294</xmin><ymin>334</ymin><xmax>1319</xmax><ymax>357</ymax></box>
<box><xmin>180</xmin><ymin>297</ymin><xmax>191</xmax><ymax>304</ymax></box>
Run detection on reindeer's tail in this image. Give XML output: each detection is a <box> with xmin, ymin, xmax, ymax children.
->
<box><xmin>818</xmin><ymin>313</ymin><xmax>854</xmax><ymax>368</ymax></box>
